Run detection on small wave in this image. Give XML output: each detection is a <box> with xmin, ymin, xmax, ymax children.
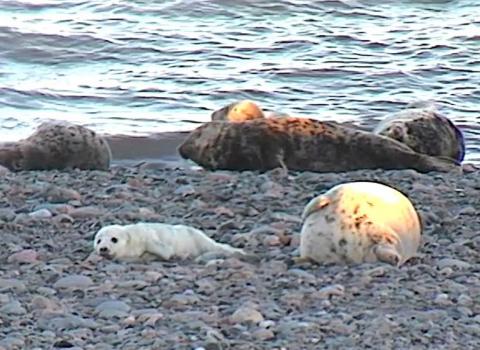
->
<box><xmin>0</xmin><ymin>0</ymin><xmax>478</xmax><ymax>163</ymax></box>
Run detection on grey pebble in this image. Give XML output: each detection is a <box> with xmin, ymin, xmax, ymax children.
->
<box><xmin>230</xmin><ymin>305</ymin><xmax>264</xmax><ymax>324</ymax></box>
<box><xmin>95</xmin><ymin>300</ymin><xmax>131</xmax><ymax>318</ymax></box>
<box><xmin>252</xmin><ymin>327</ymin><xmax>275</xmax><ymax>340</ymax></box>
<box><xmin>0</xmin><ymin>300</ymin><xmax>26</xmax><ymax>315</ymax></box>
<box><xmin>0</xmin><ymin>278</ymin><xmax>26</xmax><ymax>292</ymax></box>
<box><xmin>175</xmin><ymin>184</ymin><xmax>196</xmax><ymax>196</ymax></box>
<box><xmin>34</xmin><ymin>203</ymin><xmax>73</xmax><ymax>214</ymax></box>
<box><xmin>0</xmin><ymin>336</ymin><xmax>25</xmax><ymax>349</ymax></box>
<box><xmin>69</xmin><ymin>206</ymin><xmax>105</xmax><ymax>218</ymax></box>
<box><xmin>53</xmin><ymin>275</ymin><xmax>93</xmax><ymax>290</ymax></box>
<box><xmin>316</xmin><ymin>284</ymin><xmax>345</xmax><ymax>298</ymax></box>
<box><xmin>38</xmin><ymin>315</ymin><xmax>98</xmax><ymax>331</ymax></box>
<box><xmin>0</xmin><ymin>208</ymin><xmax>16</xmax><ymax>222</ymax></box>
<box><xmin>28</xmin><ymin>208</ymin><xmax>53</xmax><ymax>218</ymax></box>
<box><xmin>436</xmin><ymin>258</ymin><xmax>471</xmax><ymax>270</ymax></box>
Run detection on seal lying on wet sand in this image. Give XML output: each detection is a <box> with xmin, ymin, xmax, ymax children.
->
<box><xmin>0</xmin><ymin>121</ymin><xmax>111</xmax><ymax>171</ymax></box>
<box><xmin>373</xmin><ymin>101</ymin><xmax>465</xmax><ymax>162</ymax></box>
<box><xmin>211</xmin><ymin>100</ymin><xmax>265</xmax><ymax>122</ymax></box>
<box><xmin>178</xmin><ymin>117</ymin><xmax>460</xmax><ymax>174</ymax></box>
<box><xmin>94</xmin><ymin>222</ymin><xmax>248</xmax><ymax>262</ymax></box>
<box><xmin>299</xmin><ymin>181</ymin><xmax>421</xmax><ymax>266</ymax></box>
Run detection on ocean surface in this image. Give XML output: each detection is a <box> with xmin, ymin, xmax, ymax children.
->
<box><xmin>0</xmin><ymin>0</ymin><xmax>479</xmax><ymax>163</ymax></box>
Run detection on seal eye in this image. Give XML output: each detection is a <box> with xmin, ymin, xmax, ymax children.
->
<box><xmin>111</xmin><ymin>237</ymin><xmax>118</xmax><ymax>244</ymax></box>
<box><xmin>96</xmin><ymin>239</ymin><xmax>101</xmax><ymax>244</ymax></box>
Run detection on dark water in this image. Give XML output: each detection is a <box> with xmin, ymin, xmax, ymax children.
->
<box><xmin>0</xmin><ymin>0</ymin><xmax>479</xmax><ymax>163</ymax></box>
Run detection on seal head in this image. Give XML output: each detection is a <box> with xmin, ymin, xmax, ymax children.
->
<box><xmin>374</xmin><ymin>102</ymin><xmax>465</xmax><ymax>162</ymax></box>
<box><xmin>211</xmin><ymin>100</ymin><xmax>265</xmax><ymax>122</ymax></box>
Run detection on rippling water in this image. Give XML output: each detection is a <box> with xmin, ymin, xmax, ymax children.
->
<box><xmin>1</xmin><ymin>0</ymin><xmax>479</xmax><ymax>163</ymax></box>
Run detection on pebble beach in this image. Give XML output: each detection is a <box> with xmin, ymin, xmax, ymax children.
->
<box><xmin>0</xmin><ymin>163</ymin><xmax>479</xmax><ymax>349</ymax></box>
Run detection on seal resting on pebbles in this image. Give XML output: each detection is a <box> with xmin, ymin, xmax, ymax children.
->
<box><xmin>178</xmin><ymin>117</ymin><xmax>460</xmax><ymax>174</ymax></box>
<box><xmin>0</xmin><ymin>121</ymin><xmax>111</xmax><ymax>171</ymax></box>
<box><xmin>211</xmin><ymin>100</ymin><xmax>265</xmax><ymax>122</ymax></box>
<box><xmin>94</xmin><ymin>222</ymin><xmax>248</xmax><ymax>262</ymax></box>
<box><xmin>373</xmin><ymin>101</ymin><xmax>465</xmax><ymax>162</ymax></box>
<box><xmin>299</xmin><ymin>182</ymin><xmax>421</xmax><ymax>266</ymax></box>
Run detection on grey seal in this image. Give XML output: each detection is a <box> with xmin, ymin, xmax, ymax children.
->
<box><xmin>0</xmin><ymin>121</ymin><xmax>111</xmax><ymax>171</ymax></box>
<box><xmin>299</xmin><ymin>181</ymin><xmax>422</xmax><ymax>266</ymax></box>
<box><xmin>178</xmin><ymin>117</ymin><xmax>460</xmax><ymax>174</ymax></box>
<box><xmin>373</xmin><ymin>101</ymin><xmax>465</xmax><ymax>162</ymax></box>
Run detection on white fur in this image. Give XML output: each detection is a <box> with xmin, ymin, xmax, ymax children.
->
<box><xmin>300</xmin><ymin>182</ymin><xmax>421</xmax><ymax>266</ymax></box>
<box><xmin>94</xmin><ymin>222</ymin><xmax>246</xmax><ymax>261</ymax></box>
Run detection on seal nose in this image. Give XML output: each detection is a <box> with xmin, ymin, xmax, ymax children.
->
<box><xmin>99</xmin><ymin>247</ymin><xmax>108</xmax><ymax>254</ymax></box>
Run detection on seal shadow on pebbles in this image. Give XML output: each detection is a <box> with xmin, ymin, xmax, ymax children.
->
<box><xmin>373</xmin><ymin>101</ymin><xmax>465</xmax><ymax>163</ymax></box>
<box><xmin>211</xmin><ymin>100</ymin><xmax>265</xmax><ymax>122</ymax></box>
<box><xmin>0</xmin><ymin>121</ymin><xmax>112</xmax><ymax>171</ymax></box>
<box><xmin>299</xmin><ymin>182</ymin><xmax>422</xmax><ymax>266</ymax></box>
<box><xmin>178</xmin><ymin>117</ymin><xmax>461</xmax><ymax>174</ymax></box>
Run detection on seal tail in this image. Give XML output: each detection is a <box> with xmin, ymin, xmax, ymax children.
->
<box><xmin>214</xmin><ymin>242</ymin><xmax>263</xmax><ymax>262</ymax></box>
<box><xmin>195</xmin><ymin>242</ymin><xmax>261</xmax><ymax>264</ymax></box>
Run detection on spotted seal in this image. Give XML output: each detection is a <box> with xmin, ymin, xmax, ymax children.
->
<box><xmin>0</xmin><ymin>121</ymin><xmax>111</xmax><ymax>171</ymax></box>
<box><xmin>299</xmin><ymin>181</ymin><xmax>422</xmax><ymax>266</ymax></box>
<box><xmin>373</xmin><ymin>101</ymin><xmax>465</xmax><ymax>162</ymax></box>
<box><xmin>211</xmin><ymin>100</ymin><xmax>265</xmax><ymax>122</ymax></box>
<box><xmin>178</xmin><ymin>117</ymin><xmax>460</xmax><ymax>173</ymax></box>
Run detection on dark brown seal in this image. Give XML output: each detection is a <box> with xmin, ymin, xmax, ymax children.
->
<box><xmin>0</xmin><ymin>121</ymin><xmax>112</xmax><ymax>171</ymax></box>
<box><xmin>178</xmin><ymin>117</ymin><xmax>460</xmax><ymax>173</ymax></box>
<box><xmin>211</xmin><ymin>100</ymin><xmax>265</xmax><ymax>122</ymax></box>
<box><xmin>373</xmin><ymin>102</ymin><xmax>465</xmax><ymax>162</ymax></box>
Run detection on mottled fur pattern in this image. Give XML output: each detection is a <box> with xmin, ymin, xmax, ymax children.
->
<box><xmin>211</xmin><ymin>100</ymin><xmax>265</xmax><ymax>122</ymax></box>
<box><xmin>300</xmin><ymin>182</ymin><xmax>422</xmax><ymax>266</ymax></box>
<box><xmin>0</xmin><ymin>121</ymin><xmax>111</xmax><ymax>171</ymax></box>
<box><xmin>178</xmin><ymin>117</ymin><xmax>460</xmax><ymax>173</ymax></box>
<box><xmin>374</xmin><ymin>106</ymin><xmax>465</xmax><ymax>162</ymax></box>
<box><xmin>94</xmin><ymin>222</ymin><xmax>247</xmax><ymax>262</ymax></box>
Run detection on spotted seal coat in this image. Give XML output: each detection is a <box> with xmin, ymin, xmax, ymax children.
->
<box><xmin>178</xmin><ymin>117</ymin><xmax>460</xmax><ymax>173</ymax></box>
<box><xmin>373</xmin><ymin>101</ymin><xmax>465</xmax><ymax>162</ymax></box>
<box><xmin>0</xmin><ymin>121</ymin><xmax>111</xmax><ymax>171</ymax></box>
<box><xmin>211</xmin><ymin>100</ymin><xmax>265</xmax><ymax>122</ymax></box>
<box><xmin>300</xmin><ymin>181</ymin><xmax>421</xmax><ymax>266</ymax></box>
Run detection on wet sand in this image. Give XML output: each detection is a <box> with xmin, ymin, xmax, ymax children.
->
<box><xmin>105</xmin><ymin>132</ymin><xmax>189</xmax><ymax>168</ymax></box>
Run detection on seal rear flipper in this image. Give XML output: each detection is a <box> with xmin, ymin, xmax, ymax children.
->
<box><xmin>417</xmin><ymin>154</ymin><xmax>462</xmax><ymax>174</ymax></box>
<box><xmin>194</xmin><ymin>251</ymin><xmax>261</xmax><ymax>265</ymax></box>
<box><xmin>372</xmin><ymin>244</ymin><xmax>402</xmax><ymax>267</ymax></box>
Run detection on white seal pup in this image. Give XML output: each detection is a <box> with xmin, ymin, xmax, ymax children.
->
<box><xmin>211</xmin><ymin>100</ymin><xmax>265</xmax><ymax>122</ymax></box>
<box><xmin>0</xmin><ymin>121</ymin><xmax>111</xmax><ymax>171</ymax></box>
<box><xmin>299</xmin><ymin>182</ymin><xmax>421</xmax><ymax>266</ymax></box>
<box><xmin>94</xmin><ymin>222</ymin><xmax>247</xmax><ymax>262</ymax></box>
<box><xmin>373</xmin><ymin>101</ymin><xmax>465</xmax><ymax>162</ymax></box>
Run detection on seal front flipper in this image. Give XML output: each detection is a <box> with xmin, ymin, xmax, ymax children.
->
<box><xmin>146</xmin><ymin>240</ymin><xmax>176</xmax><ymax>260</ymax></box>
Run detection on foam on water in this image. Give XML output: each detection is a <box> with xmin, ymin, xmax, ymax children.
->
<box><xmin>0</xmin><ymin>0</ymin><xmax>479</xmax><ymax>163</ymax></box>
